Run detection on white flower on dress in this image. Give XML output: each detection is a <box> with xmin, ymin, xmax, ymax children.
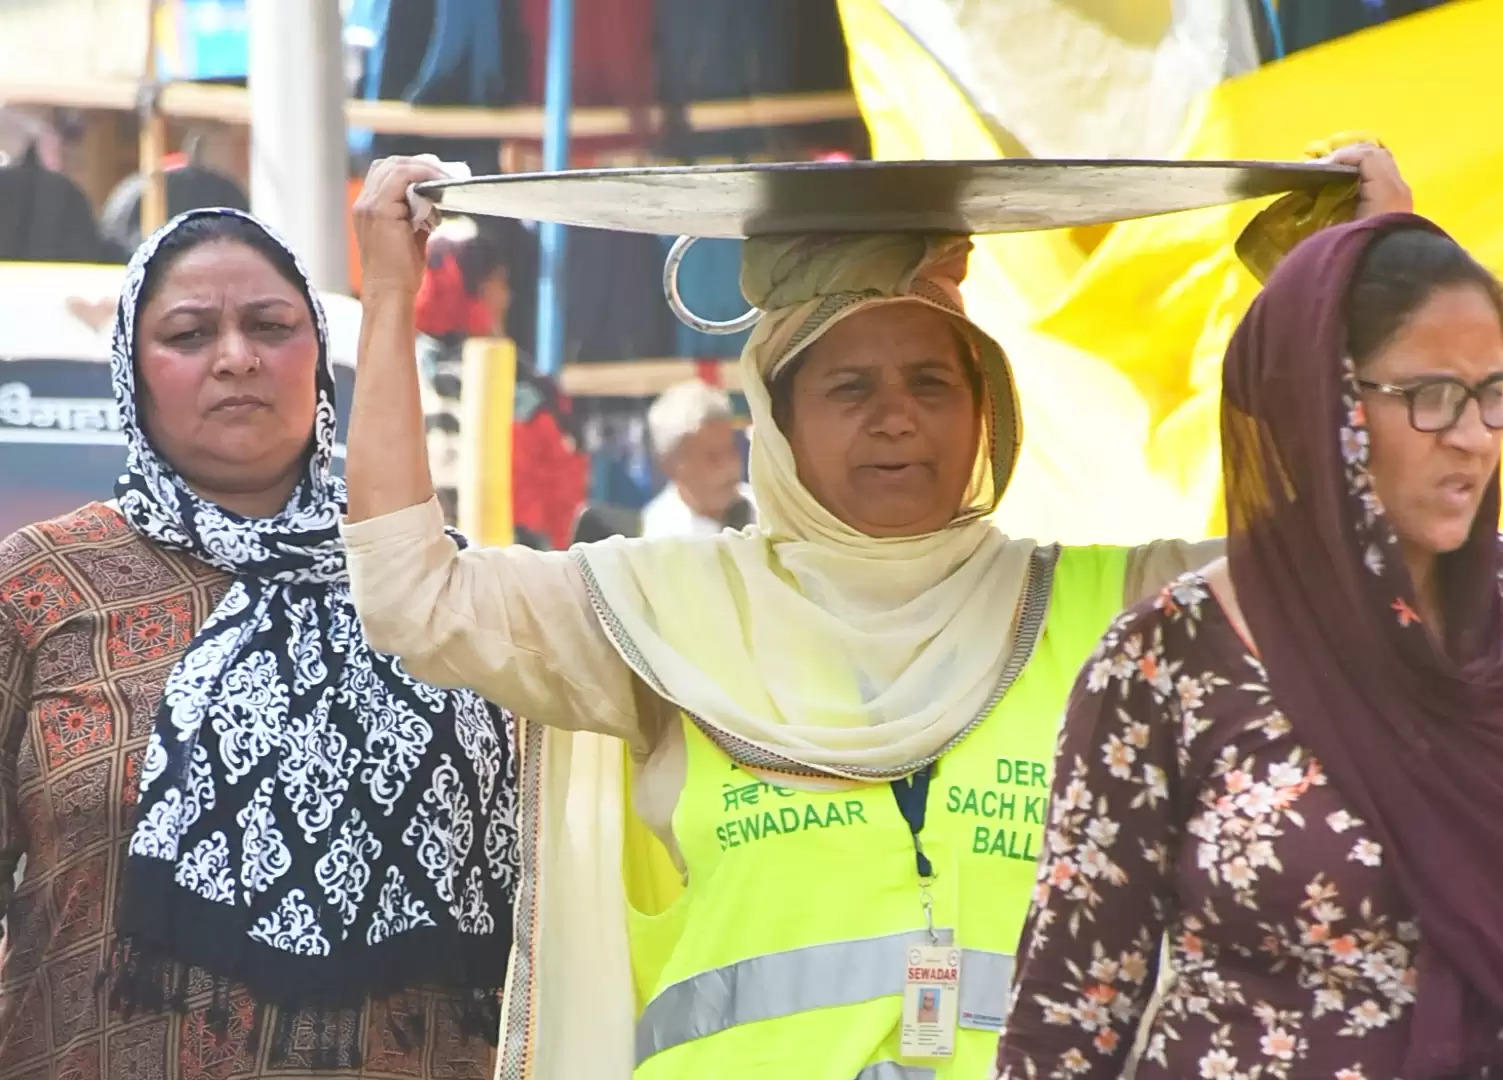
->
<box><xmin>1327</xmin><ymin>810</ymin><xmax>1358</xmax><ymax>833</ymax></box>
<box><xmin>1063</xmin><ymin>778</ymin><xmax>1092</xmax><ymax>811</ymax></box>
<box><xmin>1119</xmin><ymin>950</ymin><xmax>1150</xmax><ymax>985</ymax></box>
<box><xmin>1177</xmin><ymin>676</ymin><xmax>1206</xmax><ymax>711</ymax></box>
<box><xmin>1314</xmin><ymin>988</ymin><xmax>1345</xmax><ymax>1017</ymax></box>
<box><xmin>1260</xmin><ymin>1027</ymin><xmax>1297</xmax><ymax>1061</ymax></box>
<box><xmin>1138</xmin><ymin>763</ymin><xmax>1170</xmax><ymax>804</ymax></box>
<box><xmin>1042</xmin><ymin>1001</ymin><xmax>1073</xmax><ymax>1026</ymax></box>
<box><xmin>1266</xmin><ymin>760</ymin><xmax>1304</xmax><ymax>790</ymax></box>
<box><xmin>1235</xmin><ymin>784</ymin><xmax>1277</xmax><ymax>817</ymax></box>
<box><xmin>1349</xmin><ymin>839</ymin><xmax>1383</xmax><ymax>867</ymax></box>
<box><xmin>1085</xmin><ymin>817</ymin><xmax>1120</xmax><ymax>849</ymax></box>
<box><xmin>1103</xmin><ymin>735</ymin><xmax>1136</xmax><ymax>780</ymax></box>
<box><xmin>1348</xmin><ymin>999</ymin><xmax>1391</xmax><ymax>1031</ymax></box>
<box><xmin>1089</xmin><ymin>956</ymin><xmax>1120</xmax><ymax>983</ymax></box>
<box><xmin>1340</xmin><ymin>426</ymin><xmax>1369</xmax><ymax>465</ymax></box>
<box><xmin>1198</xmin><ymin>1048</ymin><xmax>1238</xmax><ymax>1079</ymax></box>
<box><xmin>1078</xmin><ymin>846</ymin><xmax>1111</xmax><ymax>880</ymax></box>
<box><xmin>1197</xmin><ymin>842</ymin><xmax>1220</xmax><ymax>871</ymax></box>
<box><xmin>1086</xmin><ymin>656</ymin><xmax>1116</xmax><ymax>693</ymax></box>
<box><xmin>1060</xmin><ymin>1048</ymin><xmax>1090</xmax><ymax>1074</ymax></box>
<box><xmin>1223</xmin><ymin>856</ymin><xmax>1257</xmax><ymax>891</ymax></box>
<box><xmin>1245</xmin><ymin>840</ymin><xmax>1276</xmax><ymax>868</ymax></box>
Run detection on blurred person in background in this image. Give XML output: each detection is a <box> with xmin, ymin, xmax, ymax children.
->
<box><xmin>415</xmin><ymin>214</ymin><xmax>586</xmax><ymax>547</ymax></box>
<box><xmin>640</xmin><ymin>378</ymin><xmax>755</xmax><ymax>538</ymax></box>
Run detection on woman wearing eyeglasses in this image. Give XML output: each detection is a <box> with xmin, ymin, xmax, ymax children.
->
<box><xmin>995</xmin><ymin>217</ymin><xmax>1503</xmax><ymax>1079</ymax></box>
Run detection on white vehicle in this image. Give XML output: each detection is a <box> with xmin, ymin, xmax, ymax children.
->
<box><xmin>0</xmin><ymin>260</ymin><xmax>363</xmax><ymax>537</ymax></box>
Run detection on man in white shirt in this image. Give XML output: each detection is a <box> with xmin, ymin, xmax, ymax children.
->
<box><xmin>640</xmin><ymin>379</ymin><xmax>755</xmax><ymax>538</ymax></box>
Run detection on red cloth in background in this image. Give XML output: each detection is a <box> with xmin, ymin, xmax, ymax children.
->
<box><xmin>513</xmin><ymin>407</ymin><xmax>588</xmax><ymax>550</ymax></box>
<box><xmin>517</xmin><ymin>0</ymin><xmax>656</xmax><ymax>107</ymax></box>
<box><xmin>415</xmin><ymin>253</ymin><xmax>494</xmax><ymax>338</ymax></box>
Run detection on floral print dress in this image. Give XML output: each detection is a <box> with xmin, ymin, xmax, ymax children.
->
<box><xmin>992</xmin><ymin>572</ymin><xmax>1491</xmax><ymax>1080</ymax></box>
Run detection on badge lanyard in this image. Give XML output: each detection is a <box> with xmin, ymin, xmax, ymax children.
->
<box><xmin>891</xmin><ymin>762</ymin><xmax>960</xmax><ymax>1059</ymax></box>
<box><xmin>890</xmin><ymin>764</ymin><xmax>936</xmax><ymax>942</ymax></box>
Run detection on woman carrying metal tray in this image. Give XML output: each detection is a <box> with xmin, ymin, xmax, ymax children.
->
<box><xmin>340</xmin><ymin>146</ymin><xmax>1409</xmax><ymax>1079</ymax></box>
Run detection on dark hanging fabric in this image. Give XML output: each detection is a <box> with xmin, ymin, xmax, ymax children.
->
<box><xmin>0</xmin><ymin>145</ymin><xmax>113</xmax><ymax>263</ymax></box>
<box><xmin>1243</xmin><ymin>0</ymin><xmax>1282</xmax><ymax>63</ymax></box>
<box><xmin>654</xmin><ymin>0</ymin><xmax>797</xmax><ymax>104</ymax></box>
<box><xmin>508</xmin><ymin>0</ymin><xmax>660</xmax><ymax>155</ymax></box>
<box><xmin>516</xmin><ymin>0</ymin><xmax>656</xmax><ymax>107</ymax></box>
<box><xmin>404</xmin><ymin>0</ymin><xmax>508</xmax><ymax>105</ymax></box>
<box><xmin>652</xmin><ymin>0</ymin><xmax>867</xmax><ymax>161</ymax></box>
<box><xmin>98</xmin><ymin>165</ymin><xmax>251</xmax><ymax>256</ymax></box>
<box><xmin>790</xmin><ymin>0</ymin><xmax>857</xmax><ymax>93</ymax></box>
<box><xmin>561</xmin><ymin>227</ymin><xmax>676</xmax><ymax>364</ymax></box>
<box><xmin>652</xmin><ymin>0</ymin><xmax>794</xmax><ymax>159</ymax></box>
<box><xmin>1278</xmin><ymin>0</ymin><xmax>1452</xmax><ymax>54</ymax></box>
<box><xmin>364</xmin><ymin>0</ymin><xmax>524</xmax><ymax>176</ymax></box>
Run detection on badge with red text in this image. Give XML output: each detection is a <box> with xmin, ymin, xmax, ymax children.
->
<box><xmin>900</xmin><ymin>944</ymin><xmax>961</xmax><ymax>1058</ymax></box>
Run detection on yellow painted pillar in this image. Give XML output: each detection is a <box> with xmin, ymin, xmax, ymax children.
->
<box><xmin>458</xmin><ymin>337</ymin><xmax>517</xmax><ymax>548</ymax></box>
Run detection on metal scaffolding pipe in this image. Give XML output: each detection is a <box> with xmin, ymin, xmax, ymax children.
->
<box><xmin>247</xmin><ymin>0</ymin><xmax>350</xmax><ymax>294</ymax></box>
<box><xmin>534</xmin><ymin>0</ymin><xmax>575</xmax><ymax>375</ymax></box>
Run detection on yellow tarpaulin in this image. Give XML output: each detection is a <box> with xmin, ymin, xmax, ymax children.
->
<box><xmin>839</xmin><ymin>0</ymin><xmax>1503</xmax><ymax>544</ymax></box>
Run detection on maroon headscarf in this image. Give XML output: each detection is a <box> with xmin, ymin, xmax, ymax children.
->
<box><xmin>1224</xmin><ymin>212</ymin><xmax>1503</xmax><ymax>1076</ymax></box>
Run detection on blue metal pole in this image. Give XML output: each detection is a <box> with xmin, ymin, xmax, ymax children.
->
<box><xmin>534</xmin><ymin>0</ymin><xmax>575</xmax><ymax>376</ymax></box>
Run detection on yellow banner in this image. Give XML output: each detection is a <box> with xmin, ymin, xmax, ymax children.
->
<box><xmin>839</xmin><ymin>0</ymin><xmax>1503</xmax><ymax>543</ymax></box>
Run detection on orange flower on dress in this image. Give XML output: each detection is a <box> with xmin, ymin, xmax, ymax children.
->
<box><xmin>1391</xmin><ymin>597</ymin><xmax>1421</xmax><ymax>627</ymax></box>
<box><xmin>1328</xmin><ymin>934</ymin><xmax>1360</xmax><ymax>961</ymax></box>
<box><xmin>1084</xmin><ymin>984</ymin><xmax>1117</xmax><ymax>1005</ymax></box>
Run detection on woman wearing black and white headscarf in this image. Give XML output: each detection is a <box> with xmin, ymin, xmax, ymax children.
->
<box><xmin>0</xmin><ymin>208</ymin><xmax>517</xmax><ymax>1079</ymax></box>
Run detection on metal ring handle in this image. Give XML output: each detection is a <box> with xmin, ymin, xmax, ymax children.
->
<box><xmin>663</xmin><ymin>235</ymin><xmax>762</xmax><ymax>336</ymax></box>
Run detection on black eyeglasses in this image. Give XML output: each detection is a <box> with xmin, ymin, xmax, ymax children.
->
<box><xmin>1355</xmin><ymin>375</ymin><xmax>1503</xmax><ymax>433</ymax></box>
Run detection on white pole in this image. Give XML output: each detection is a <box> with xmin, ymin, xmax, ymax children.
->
<box><xmin>247</xmin><ymin>0</ymin><xmax>349</xmax><ymax>294</ymax></box>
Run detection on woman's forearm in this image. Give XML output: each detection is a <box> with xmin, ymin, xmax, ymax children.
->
<box><xmin>345</xmin><ymin>289</ymin><xmax>434</xmax><ymax>523</ymax></box>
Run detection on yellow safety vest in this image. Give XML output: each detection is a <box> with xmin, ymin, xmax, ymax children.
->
<box><xmin>623</xmin><ymin>545</ymin><xmax>1129</xmax><ymax>1079</ymax></box>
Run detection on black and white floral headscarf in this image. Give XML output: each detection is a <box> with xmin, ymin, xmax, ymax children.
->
<box><xmin>108</xmin><ymin>208</ymin><xmax>518</xmax><ymax>1039</ymax></box>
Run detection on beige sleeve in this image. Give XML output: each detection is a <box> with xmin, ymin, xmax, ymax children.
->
<box><xmin>1122</xmin><ymin>538</ymin><xmax>1226</xmax><ymax>606</ymax></box>
<box><xmin>342</xmin><ymin>498</ymin><xmax>643</xmax><ymax>747</ymax></box>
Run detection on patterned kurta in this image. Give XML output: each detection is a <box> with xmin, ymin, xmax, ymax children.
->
<box><xmin>0</xmin><ymin>503</ymin><xmax>494</xmax><ymax>1080</ymax></box>
<box><xmin>995</xmin><ymin>571</ymin><xmax>1474</xmax><ymax>1080</ymax></box>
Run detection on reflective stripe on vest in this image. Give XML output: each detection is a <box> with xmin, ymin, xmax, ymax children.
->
<box><xmin>857</xmin><ymin>1064</ymin><xmax>936</xmax><ymax>1080</ymax></box>
<box><xmin>635</xmin><ymin>929</ymin><xmax>1014</xmax><ymax>1066</ymax></box>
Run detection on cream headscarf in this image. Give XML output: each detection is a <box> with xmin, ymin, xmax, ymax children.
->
<box><xmin>576</xmin><ymin>233</ymin><xmax>1037</xmax><ymax>780</ymax></box>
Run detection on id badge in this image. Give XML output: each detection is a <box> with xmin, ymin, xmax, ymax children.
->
<box><xmin>900</xmin><ymin>944</ymin><xmax>961</xmax><ymax>1059</ymax></box>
